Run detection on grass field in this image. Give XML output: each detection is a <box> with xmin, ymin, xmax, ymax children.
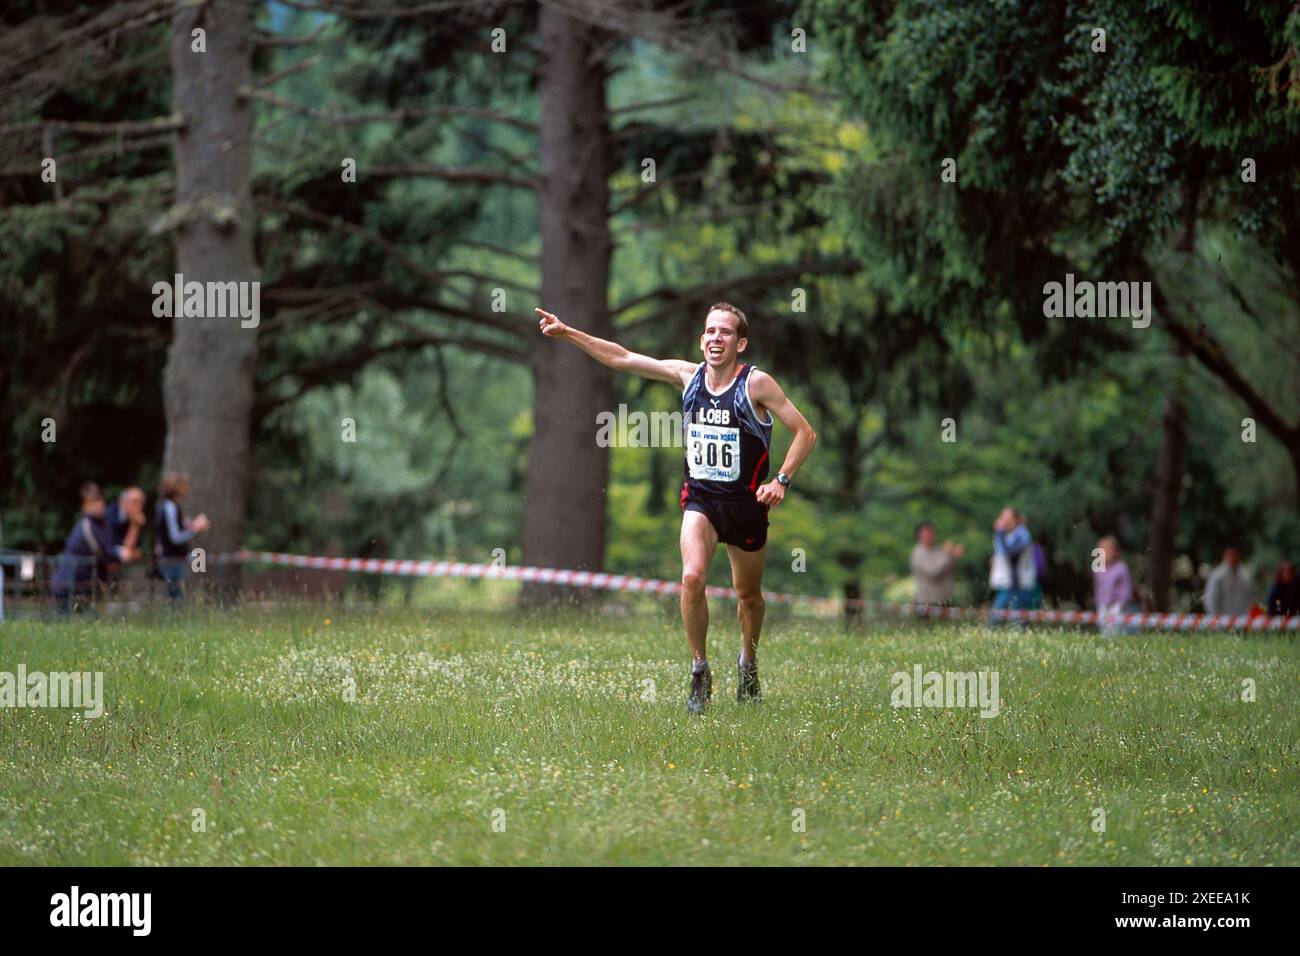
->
<box><xmin>1</xmin><ymin>603</ymin><xmax>1296</xmax><ymax>865</ymax></box>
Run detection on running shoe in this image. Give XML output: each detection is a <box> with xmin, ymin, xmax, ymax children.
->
<box><xmin>736</xmin><ymin>652</ymin><xmax>761</xmax><ymax>702</ymax></box>
<box><xmin>687</xmin><ymin>664</ymin><xmax>712</xmax><ymax>715</ymax></box>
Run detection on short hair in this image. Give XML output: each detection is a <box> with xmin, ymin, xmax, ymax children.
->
<box><xmin>915</xmin><ymin>520</ymin><xmax>935</xmax><ymax>539</ymax></box>
<box><xmin>160</xmin><ymin>472</ymin><xmax>190</xmax><ymax>501</ymax></box>
<box><xmin>706</xmin><ymin>302</ymin><xmax>748</xmax><ymax>339</ymax></box>
<box><xmin>79</xmin><ymin>481</ymin><xmax>103</xmax><ymax>504</ymax></box>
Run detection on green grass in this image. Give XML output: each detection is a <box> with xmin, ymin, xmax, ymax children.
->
<box><xmin>1</xmin><ymin>603</ymin><xmax>1296</xmax><ymax>865</ymax></box>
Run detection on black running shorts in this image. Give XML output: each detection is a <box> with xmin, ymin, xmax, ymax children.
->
<box><xmin>680</xmin><ymin>482</ymin><xmax>769</xmax><ymax>552</ymax></box>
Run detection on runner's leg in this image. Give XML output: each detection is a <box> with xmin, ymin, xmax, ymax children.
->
<box><xmin>727</xmin><ymin>543</ymin><xmax>767</xmax><ymax>662</ymax></box>
<box><xmin>680</xmin><ymin>509</ymin><xmax>718</xmax><ymax>663</ymax></box>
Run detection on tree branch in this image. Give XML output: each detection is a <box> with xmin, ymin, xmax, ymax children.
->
<box><xmin>258</xmin><ymin>326</ymin><xmax>527</xmax><ymax>414</ymax></box>
<box><xmin>0</xmin><ymin>133</ymin><xmax>173</xmax><ymax>177</ymax></box>
<box><xmin>254</xmin><ymin>23</ymin><xmax>330</xmax><ymax>47</ymax></box>
<box><xmin>0</xmin><ymin>0</ymin><xmax>174</xmax><ymax>86</ymax></box>
<box><xmin>1151</xmin><ymin>277</ymin><xmax>1300</xmax><ymax>449</ymax></box>
<box><xmin>608</xmin><ymin>167</ymin><xmax>708</xmax><ymax>216</ymax></box>
<box><xmin>264</xmin><ymin>197</ymin><xmax>528</xmax><ymax>337</ymax></box>
<box><xmin>368</xmin><ymin>163</ymin><xmax>535</xmax><ymax>190</ymax></box>
<box><xmin>546</xmin><ymin>0</ymin><xmax>833</xmax><ymax>102</ymax></box>
<box><xmin>452</xmin><ymin>238</ymin><xmax>539</xmax><ymax>265</ymax></box>
<box><xmin>243</xmin><ymin>88</ymin><xmax>538</xmax><ymax>133</ymax></box>
<box><xmin>443</xmin><ymin>115</ymin><xmax>536</xmax><ymax>169</ymax></box>
<box><xmin>254</xmin><ymin>54</ymin><xmax>323</xmax><ymax>90</ymax></box>
<box><xmin>0</xmin><ymin>115</ymin><xmax>183</xmax><ymax>137</ymax></box>
<box><xmin>262</xmin><ymin>279</ymin><xmax>529</xmax><ymax>345</ymax></box>
<box><xmin>617</xmin><ymin>200</ymin><xmax>780</xmax><ymax>234</ymax></box>
<box><xmin>258</xmin><ymin>282</ymin><xmax>389</xmax><ymax>334</ymax></box>
<box><xmin>271</xmin><ymin>0</ymin><xmax>524</xmax><ymax>20</ymax></box>
<box><xmin>608</xmin><ymin>93</ymin><xmax>699</xmax><ymax>117</ymax></box>
<box><xmin>264</xmin><ymin>331</ymin><xmax>523</xmax><ymax>389</ymax></box>
<box><xmin>614</xmin><ymin>257</ymin><xmax>861</xmax><ymax>331</ymax></box>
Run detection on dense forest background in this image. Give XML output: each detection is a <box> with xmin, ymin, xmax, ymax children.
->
<box><xmin>3</xmin><ymin>0</ymin><xmax>1299</xmax><ymax>611</ymax></box>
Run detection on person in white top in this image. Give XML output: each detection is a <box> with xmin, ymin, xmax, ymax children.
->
<box><xmin>1203</xmin><ymin>547</ymin><xmax>1253</xmax><ymax>617</ymax></box>
<box><xmin>910</xmin><ymin>521</ymin><xmax>964</xmax><ymax>605</ymax></box>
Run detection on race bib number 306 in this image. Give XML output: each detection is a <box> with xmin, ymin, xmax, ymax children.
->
<box><xmin>687</xmin><ymin>423</ymin><xmax>741</xmax><ymax>482</ymax></box>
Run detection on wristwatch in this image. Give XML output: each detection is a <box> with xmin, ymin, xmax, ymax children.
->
<box><xmin>776</xmin><ymin>472</ymin><xmax>791</xmax><ymax>487</ymax></box>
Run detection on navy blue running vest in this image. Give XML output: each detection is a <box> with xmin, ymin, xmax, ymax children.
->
<box><xmin>155</xmin><ymin>500</ymin><xmax>188</xmax><ymax>559</ymax></box>
<box><xmin>681</xmin><ymin>363</ymin><xmax>773</xmax><ymax>499</ymax></box>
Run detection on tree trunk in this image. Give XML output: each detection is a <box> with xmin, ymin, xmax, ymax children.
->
<box><xmin>836</xmin><ymin>551</ymin><xmax>863</xmax><ymax>620</ymax></box>
<box><xmin>1147</xmin><ymin>376</ymin><xmax>1187</xmax><ymax>612</ymax></box>
<box><xmin>842</xmin><ymin>581</ymin><xmax>863</xmax><ymax>621</ymax></box>
<box><xmin>647</xmin><ymin>445</ymin><xmax>667</xmax><ymax>516</ymax></box>
<box><xmin>161</xmin><ymin>1</ymin><xmax>258</xmax><ymax>578</ymax></box>
<box><xmin>1290</xmin><ymin>449</ymin><xmax>1300</xmax><ymax>517</ymax></box>
<box><xmin>520</xmin><ymin>5</ymin><xmax>614</xmax><ymax>605</ymax></box>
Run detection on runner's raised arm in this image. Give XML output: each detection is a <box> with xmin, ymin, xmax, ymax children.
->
<box><xmin>536</xmin><ymin>307</ymin><xmax>696</xmax><ymax>388</ymax></box>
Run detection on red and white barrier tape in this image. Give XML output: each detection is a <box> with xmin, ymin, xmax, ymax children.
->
<box><xmin>223</xmin><ymin>550</ymin><xmax>1300</xmax><ymax>632</ymax></box>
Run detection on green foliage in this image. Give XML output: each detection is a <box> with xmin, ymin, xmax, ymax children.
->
<box><xmin>1</xmin><ymin>1</ymin><xmax>173</xmax><ymax>548</ymax></box>
<box><xmin>801</xmin><ymin>0</ymin><xmax>1300</xmax><ymax>606</ymax></box>
<box><xmin>6</xmin><ymin>0</ymin><xmax>1298</xmax><ymax>616</ymax></box>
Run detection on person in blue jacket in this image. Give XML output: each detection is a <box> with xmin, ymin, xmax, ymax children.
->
<box><xmin>52</xmin><ymin>482</ymin><xmax>134</xmax><ymax>608</ymax></box>
<box><xmin>988</xmin><ymin>507</ymin><xmax>1037</xmax><ymax>624</ymax></box>
<box><xmin>154</xmin><ymin>473</ymin><xmax>210</xmax><ymax>602</ymax></box>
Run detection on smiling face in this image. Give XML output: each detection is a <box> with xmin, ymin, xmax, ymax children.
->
<box><xmin>700</xmin><ymin>309</ymin><xmax>747</xmax><ymax>369</ymax></box>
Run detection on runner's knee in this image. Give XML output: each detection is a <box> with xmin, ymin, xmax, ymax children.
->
<box><xmin>737</xmin><ymin>589</ymin><xmax>764</xmax><ymax>611</ymax></box>
<box><xmin>682</xmin><ymin>568</ymin><xmax>708</xmax><ymax>596</ymax></box>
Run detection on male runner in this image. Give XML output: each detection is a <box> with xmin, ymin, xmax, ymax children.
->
<box><xmin>536</xmin><ymin>302</ymin><xmax>816</xmax><ymax>713</ymax></box>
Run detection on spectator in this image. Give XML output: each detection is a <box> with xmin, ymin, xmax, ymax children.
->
<box><xmin>106</xmin><ymin>486</ymin><xmax>147</xmax><ymax>564</ymax></box>
<box><xmin>51</xmin><ymin>482</ymin><xmax>128</xmax><ymax>606</ymax></box>
<box><xmin>1093</xmin><ymin>535</ymin><xmax>1138</xmax><ymax>635</ymax></box>
<box><xmin>910</xmin><ymin>520</ymin><xmax>964</xmax><ymax>605</ymax></box>
<box><xmin>1266</xmin><ymin>561</ymin><xmax>1300</xmax><ymax>617</ymax></box>
<box><xmin>154</xmin><ymin>473</ymin><xmax>210</xmax><ymax>602</ymax></box>
<box><xmin>1203</xmin><ymin>547</ymin><xmax>1253</xmax><ymax>617</ymax></box>
<box><xmin>989</xmin><ymin>507</ymin><xmax>1036</xmax><ymax>622</ymax></box>
<box><xmin>1031</xmin><ymin>541</ymin><xmax>1048</xmax><ymax>609</ymax></box>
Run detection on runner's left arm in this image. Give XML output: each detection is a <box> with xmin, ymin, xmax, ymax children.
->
<box><xmin>747</xmin><ymin>370</ymin><xmax>816</xmax><ymax>507</ymax></box>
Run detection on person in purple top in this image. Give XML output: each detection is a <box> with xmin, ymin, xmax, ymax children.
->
<box><xmin>1093</xmin><ymin>535</ymin><xmax>1138</xmax><ymax>635</ymax></box>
